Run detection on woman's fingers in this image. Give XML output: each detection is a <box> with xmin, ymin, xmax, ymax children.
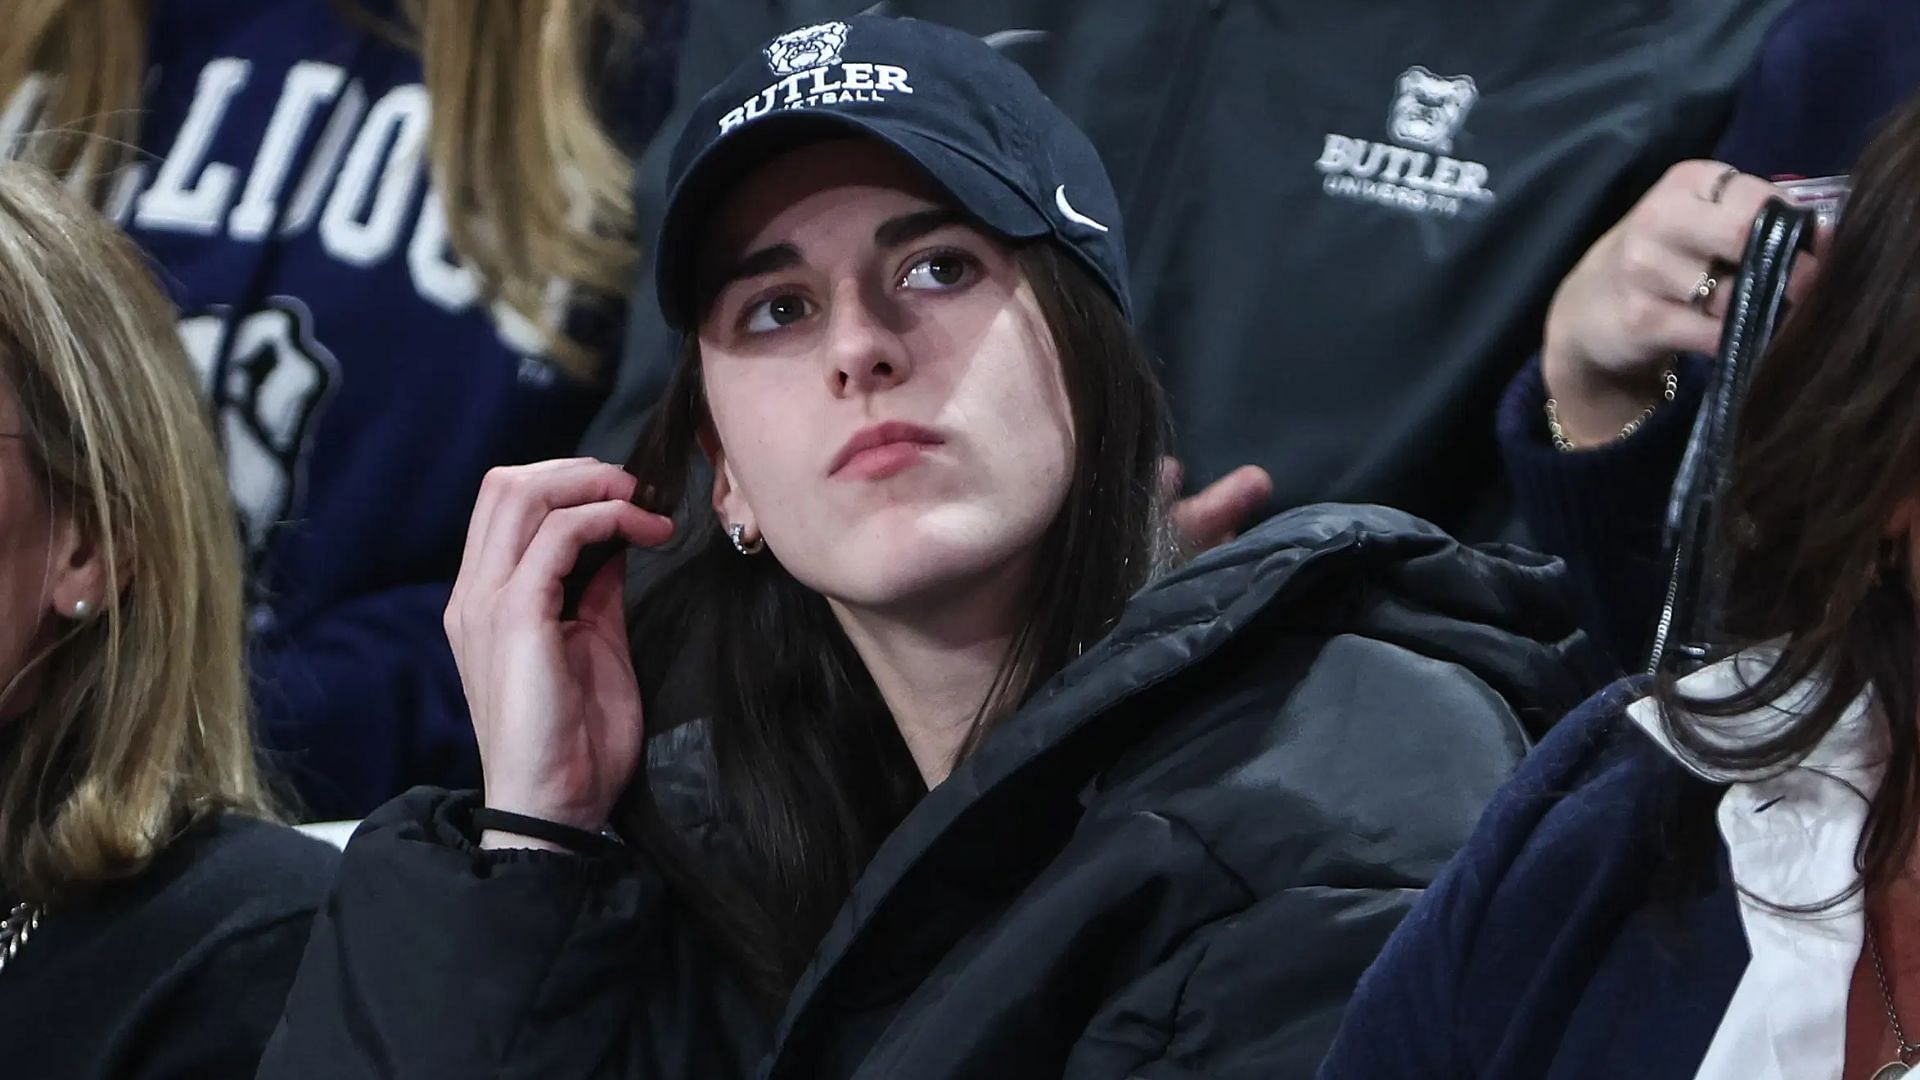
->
<box><xmin>1616</xmin><ymin>223</ymin><xmax>1728</xmax><ymax>312</ymax></box>
<box><xmin>464</xmin><ymin>460</ymin><xmax>641</xmax><ymax>594</ymax></box>
<box><xmin>449</xmin><ymin>461</ymin><xmax>655</xmax><ymax>668</ymax></box>
<box><xmin>1588</xmin><ymin>227</ymin><xmax>1716</xmax><ymax>362</ymax></box>
<box><xmin>574</xmin><ymin>547</ymin><xmax>632</xmax><ymax>648</ymax></box>
<box><xmin>500</xmin><ymin>500</ymin><xmax>672</xmax><ymax>623</ymax></box>
<box><xmin>1171</xmin><ymin>465</ymin><xmax>1274</xmax><ymax>556</ymax></box>
<box><xmin>1604</xmin><ymin>164</ymin><xmax>1825</xmax><ymax>356</ymax></box>
<box><xmin>1646</xmin><ymin>165</ymin><xmax>1823</xmax><ymax>277</ymax></box>
<box><xmin>1666</xmin><ymin>308</ymin><xmax>1727</xmax><ymax>358</ymax></box>
<box><xmin>462</xmin><ymin>458</ymin><xmax>594</xmax><ymax>582</ymax></box>
<box><xmin>1642</xmin><ymin>174</ymin><xmax>1773</xmax><ymax>265</ymax></box>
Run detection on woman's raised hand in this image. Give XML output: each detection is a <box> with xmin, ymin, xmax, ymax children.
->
<box><xmin>444</xmin><ymin>459</ymin><xmax>674</xmax><ymax>850</ymax></box>
<box><xmin>1540</xmin><ymin>160</ymin><xmax>1822</xmax><ymax>447</ymax></box>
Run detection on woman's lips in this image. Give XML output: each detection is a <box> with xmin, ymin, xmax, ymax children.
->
<box><xmin>838</xmin><ymin>441</ymin><xmax>932</xmax><ymax>480</ymax></box>
<box><xmin>828</xmin><ymin>421</ymin><xmax>946</xmax><ymax>479</ymax></box>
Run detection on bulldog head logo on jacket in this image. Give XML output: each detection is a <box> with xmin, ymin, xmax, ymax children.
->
<box><xmin>1389</xmin><ymin>66</ymin><xmax>1479</xmax><ymax>153</ymax></box>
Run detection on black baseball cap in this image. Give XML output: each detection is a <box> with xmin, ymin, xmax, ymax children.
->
<box><xmin>653</xmin><ymin>14</ymin><xmax>1132</xmax><ymax>333</ymax></box>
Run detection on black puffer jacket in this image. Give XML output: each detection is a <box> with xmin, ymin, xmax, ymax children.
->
<box><xmin>258</xmin><ymin>505</ymin><xmax>1596</xmax><ymax>1079</ymax></box>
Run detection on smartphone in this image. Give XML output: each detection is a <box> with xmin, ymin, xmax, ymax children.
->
<box><xmin>1775</xmin><ymin>174</ymin><xmax>1850</xmax><ymax>230</ymax></box>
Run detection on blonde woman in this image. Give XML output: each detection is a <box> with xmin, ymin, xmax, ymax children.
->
<box><xmin>0</xmin><ymin>162</ymin><xmax>336</xmax><ymax>1077</ymax></box>
<box><xmin>0</xmin><ymin>1</ymin><xmax>678</xmax><ymax>817</ymax></box>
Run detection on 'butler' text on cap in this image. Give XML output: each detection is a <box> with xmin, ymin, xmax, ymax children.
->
<box><xmin>718</xmin><ymin>22</ymin><xmax>916</xmax><ymax>133</ymax></box>
<box><xmin>657</xmin><ymin>14</ymin><xmax>1135</xmax><ymax>330</ymax></box>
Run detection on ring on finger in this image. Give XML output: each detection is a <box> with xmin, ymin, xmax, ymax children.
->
<box><xmin>1691</xmin><ymin>268</ymin><xmax>1719</xmax><ymax>310</ymax></box>
<box><xmin>1706</xmin><ymin>165</ymin><xmax>1739</xmax><ymax>205</ymax></box>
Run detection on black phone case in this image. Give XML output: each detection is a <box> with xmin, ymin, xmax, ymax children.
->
<box><xmin>1646</xmin><ymin>198</ymin><xmax>1815</xmax><ymax>674</ymax></box>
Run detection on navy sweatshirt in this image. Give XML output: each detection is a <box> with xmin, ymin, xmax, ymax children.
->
<box><xmin>1500</xmin><ymin>0</ymin><xmax>1920</xmax><ymax>672</ymax></box>
<box><xmin>0</xmin><ymin>2</ymin><xmax>678</xmax><ymax>817</ymax></box>
<box><xmin>1315</xmin><ymin>680</ymin><xmax>1750</xmax><ymax>1078</ymax></box>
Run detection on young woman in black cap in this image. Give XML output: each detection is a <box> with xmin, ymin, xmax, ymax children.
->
<box><xmin>259</xmin><ymin>16</ymin><xmax>1593</xmax><ymax>1078</ymax></box>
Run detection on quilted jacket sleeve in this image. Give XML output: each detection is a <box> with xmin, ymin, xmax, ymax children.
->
<box><xmin>255</xmin><ymin>788</ymin><xmax>768</xmax><ymax>1080</ymax></box>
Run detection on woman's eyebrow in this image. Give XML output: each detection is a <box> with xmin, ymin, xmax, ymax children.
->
<box><xmin>874</xmin><ymin>208</ymin><xmax>965</xmax><ymax>250</ymax></box>
<box><xmin>703</xmin><ymin>243</ymin><xmax>801</xmax><ymax>301</ymax></box>
<box><xmin>701</xmin><ymin>210</ymin><xmax>964</xmax><ymax>304</ymax></box>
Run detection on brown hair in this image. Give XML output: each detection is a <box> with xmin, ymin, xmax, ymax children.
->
<box><xmin>1656</xmin><ymin>92</ymin><xmax>1920</xmax><ymax>905</ymax></box>
<box><xmin>0</xmin><ymin>162</ymin><xmax>275</xmax><ymax>903</ymax></box>
<box><xmin>0</xmin><ymin>0</ymin><xmax>638</xmax><ymax>378</ymax></box>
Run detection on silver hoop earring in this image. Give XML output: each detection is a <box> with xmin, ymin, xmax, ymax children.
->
<box><xmin>727</xmin><ymin>523</ymin><xmax>765</xmax><ymax>556</ymax></box>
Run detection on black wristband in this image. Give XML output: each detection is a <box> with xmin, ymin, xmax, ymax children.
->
<box><xmin>470</xmin><ymin>807</ymin><xmax>624</xmax><ymax>858</ymax></box>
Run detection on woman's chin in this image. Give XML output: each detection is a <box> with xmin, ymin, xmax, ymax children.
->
<box><xmin>796</xmin><ymin>522</ymin><xmax>1042</xmax><ymax>612</ymax></box>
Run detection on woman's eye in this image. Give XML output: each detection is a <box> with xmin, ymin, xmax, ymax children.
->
<box><xmin>900</xmin><ymin>253</ymin><xmax>974</xmax><ymax>291</ymax></box>
<box><xmin>742</xmin><ymin>294</ymin><xmax>814</xmax><ymax>333</ymax></box>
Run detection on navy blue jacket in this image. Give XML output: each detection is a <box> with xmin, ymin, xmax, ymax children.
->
<box><xmin>1316</xmin><ymin>681</ymin><xmax>1749</xmax><ymax>1078</ymax></box>
<box><xmin>1501</xmin><ymin>0</ymin><xmax>1920</xmax><ymax>672</ymax></box>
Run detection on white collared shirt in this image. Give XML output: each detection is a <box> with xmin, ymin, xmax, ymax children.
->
<box><xmin>1627</xmin><ymin>650</ymin><xmax>1887</xmax><ymax>1080</ymax></box>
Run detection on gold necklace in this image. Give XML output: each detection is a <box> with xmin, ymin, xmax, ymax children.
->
<box><xmin>1868</xmin><ymin>925</ymin><xmax>1919</xmax><ymax>1079</ymax></box>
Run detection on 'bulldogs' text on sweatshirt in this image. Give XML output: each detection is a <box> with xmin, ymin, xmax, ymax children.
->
<box><xmin>0</xmin><ymin>0</ymin><xmax>678</xmax><ymax>817</ymax></box>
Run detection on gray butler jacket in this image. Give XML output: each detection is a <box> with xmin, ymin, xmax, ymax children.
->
<box><xmin>586</xmin><ymin>0</ymin><xmax>1789</xmax><ymax>541</ymax></box>
<box><xmin>258</xmin><ymin>505</ymin><xmax>1598</xmax><ymax>1078</ymax></box>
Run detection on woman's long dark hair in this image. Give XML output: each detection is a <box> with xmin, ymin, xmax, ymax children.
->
<box><xmin>1654</xmin><ymin>94</ymin><xmax>1920</xmax><ymax>908</ymax></box>
<box><xmin>616</xmin><ymin>240</ymin><xmax>1172</xmax><ymax>1002</ymax></box>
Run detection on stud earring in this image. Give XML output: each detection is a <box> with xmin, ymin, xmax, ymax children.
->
<box><xmin>727</xmin><ymin>523</ymin><xmax>765</xmax><ymax>556</ymax></box>
<box><xmin>69</xmin><ymin>600</ymin><xmax>90</xmax><ymax>619</ymax></box>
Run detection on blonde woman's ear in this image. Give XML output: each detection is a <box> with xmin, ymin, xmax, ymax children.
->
<box><xmin>47</xmin><ymin>515</ymin><xmax>109</xmax><ymax>623</ymax></box>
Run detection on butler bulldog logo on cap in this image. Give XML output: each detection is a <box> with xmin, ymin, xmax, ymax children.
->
<box><xmin>719</xmin><ymin>20</ymin><xmax>917</xmax><ymax>134</ymax></box>
<box><xmin>763</xmin><ymin>22</ymin><xmax>850</xmax><ymax>74</ymax></box>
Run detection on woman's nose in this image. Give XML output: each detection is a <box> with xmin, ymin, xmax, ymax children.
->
<box><xmin>824</xmin><ymin>285</ymin><xmax>912</xmax><ymax>396</ymax></box>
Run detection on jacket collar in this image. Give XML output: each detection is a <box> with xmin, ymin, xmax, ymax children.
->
<box><xmin>1624</xmin><ymin>647</ymin><xmax>1883</xmax><ymax>789</ymax></box>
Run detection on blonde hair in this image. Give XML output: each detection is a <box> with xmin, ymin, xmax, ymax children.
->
<box><xmin>0</xmin><ymin>161</ymin><xmax>273</xmax><ymax>904</ymax></box>
<box><xmin>2</xmin><ymin>0</ymin><xmax>639</xmax><ymax>379</ymax></box>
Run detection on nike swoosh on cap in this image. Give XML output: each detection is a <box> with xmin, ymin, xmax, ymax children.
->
<box><xmin>1054</xmin><ymin>185</ymin><xmax>1111</xmax><ymax>233</ymax></box>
